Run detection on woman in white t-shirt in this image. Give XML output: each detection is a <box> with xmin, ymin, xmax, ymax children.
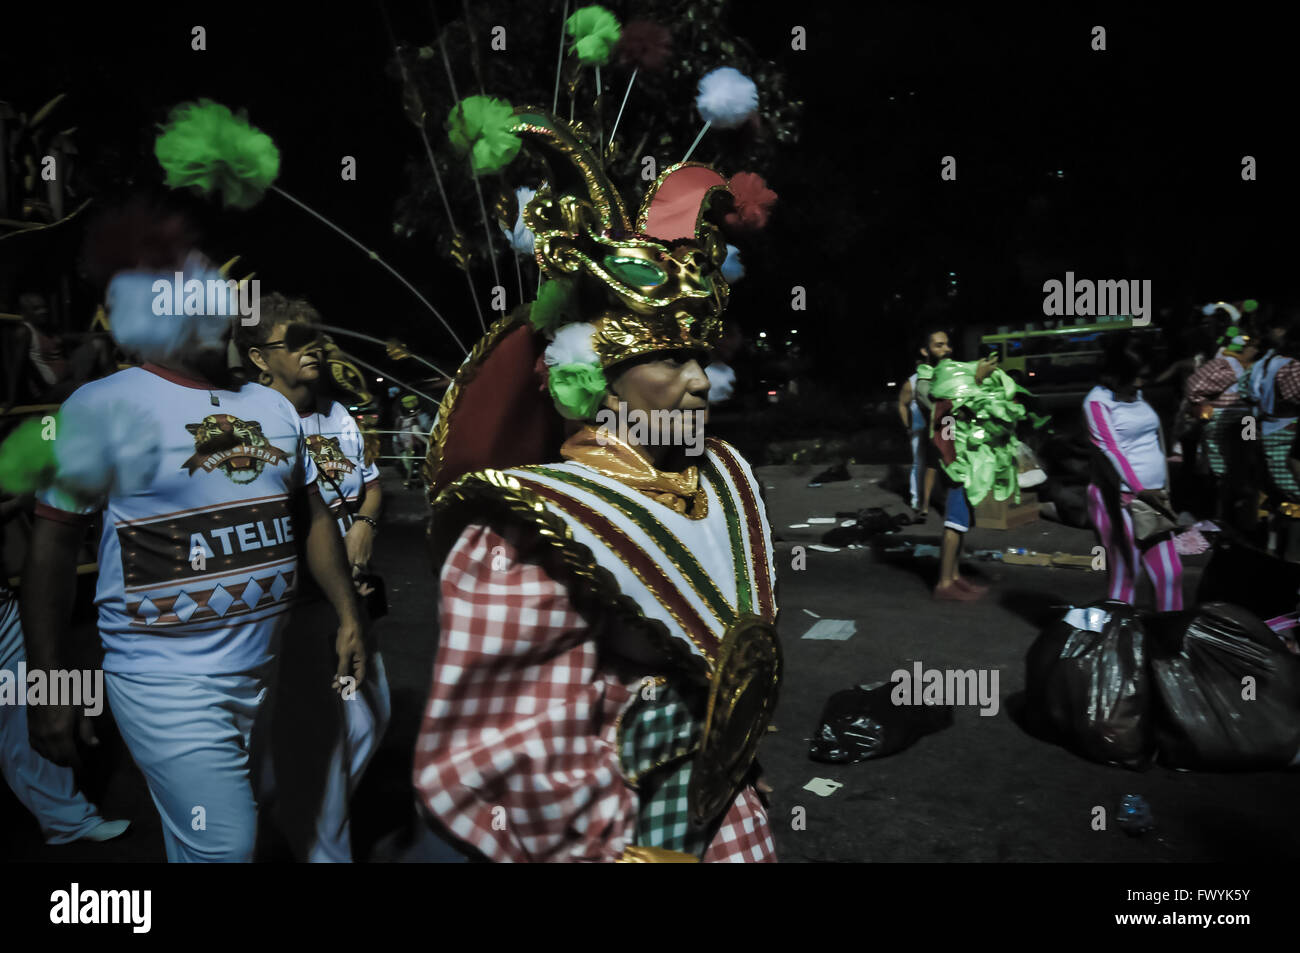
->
<box><xmin>1083</xmin><ymin>345</ymin><xmax>1183</xmax><ymax>611</ymax></box>
<box><xmin>238</xmin><ymin>294</ymin><xmax>390</xmax><ymax>862</ymax></box>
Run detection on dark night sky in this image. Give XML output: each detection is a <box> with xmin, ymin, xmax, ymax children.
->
<box><xmin>2</xmin><ymin>4</ymin><xmax>1294</xmax><ymax>396</ymax></box>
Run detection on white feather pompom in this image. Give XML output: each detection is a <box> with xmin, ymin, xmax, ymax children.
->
<box><xmin>186</xmin><ymin>255</ymin><xmax>238</xmax><ymax>354</ymax></box>
<box><xmin>107</xmin><ymin>272</ymin><xmax>195</xmax><ymax>365</ymax></box>
<box><xmin>696</xmin><ymin>67</ymin><xmax>758</xmax><ymax>129</ymax></box>
<box><xmin>106</xmin><ymin>255</ymin><xmax>236</xmax><ymax>364</ymax></box>
<box><xmin>721</xmin><ymin>244</ymin><xmax>745</xmax><ymax>283</ymax></box>
<box><xmin>543</xmin><ymin>321</ymin><xmax>600</xmax><ymax>367</ymax></box>
<box><xmin>501</xmin><ymin>186</ymin><xmax>537</xmax><ymax>255</ymax></box>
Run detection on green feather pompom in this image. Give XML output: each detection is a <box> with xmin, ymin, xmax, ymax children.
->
<box><xmin>529</xmin><ymin>277</ymin><xmax>581</xmax><ymax>334</ymax></box>
<box><xmin>446</xmin><ymin>96</ymin><xmax>521</xmax><ymax>176</ymax></box>
<box><xmin>548</xmin><ymin>362</ymin><xmax>607</xmax><ymax>421</ymax></box>
<box><xmin>0</xmin><ymin>416</ymin><xmax>58</xmax><ymax>495</ymax></box>
<box><xmin>566</xmin><ymin>5</ymin><xmax>621</xmax><ymax>66</ymax></box>
<box><xmin>155</xmin><ymin>100</ymin><xmax>280</xmax><ymax>210</ymax></box>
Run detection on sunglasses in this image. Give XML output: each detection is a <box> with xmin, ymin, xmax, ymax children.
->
<box><xmin>261</xmin><ymin>323</ymin><xmax>325</xmax><ymax>353</ymax></box>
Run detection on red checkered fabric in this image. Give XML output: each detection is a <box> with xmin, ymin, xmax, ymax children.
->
<box><xmin>1276</xmin><ymin>359</ymin><xmax>1300</xmax><ymax>403</ymax></box>
<box><xmin>1185</xmin><ymin>356</ymin><xmax>1247</xmax><ymax>407</ymax></box>
<box><xmin>704</xmin><ymin>785</ymin><xmax>777</xmax><ymax>863</ymax></box>
<box><xmin>413</xmin><ymin>522</ymin><xmax>776</xmax><ymax>863</ymax></box>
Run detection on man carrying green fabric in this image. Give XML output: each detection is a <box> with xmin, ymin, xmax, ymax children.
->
<box><xmin>915</xmin><ymin>345</ymin><xmax>1017</xmax><ymax>601</ymax></box>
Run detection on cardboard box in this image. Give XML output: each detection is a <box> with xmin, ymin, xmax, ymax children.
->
<box><xmin>974</xmin><ymin>492</ymin><xmax>1039</xmax><ymax>530</ymax></box>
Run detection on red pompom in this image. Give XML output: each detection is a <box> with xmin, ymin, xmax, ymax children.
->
<box><xmin>724</xmin><ymin>172</ymin><xmax>778</xmax><ymax>233</ymax></box>
<box><xmin>82</xmin><ymin>199</ymin><xmax>197</xmax><ymax>289</ymax></box>
<box><xmin>616</xmin><ymin>21</ymin><xmax>672</xmax><ymax>72</ymax></box>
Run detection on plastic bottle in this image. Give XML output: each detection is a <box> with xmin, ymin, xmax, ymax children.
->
<box><xmin>1116</xmin><ymin>794</ymin><xmax>1154</xmax><ymax>836</ymax></box>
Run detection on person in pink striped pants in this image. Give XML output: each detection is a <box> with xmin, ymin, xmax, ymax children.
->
<box><xmin>1083</xmin><ymin>345</ymin><xmax>1184</xmax><ymax>611</ymax></box>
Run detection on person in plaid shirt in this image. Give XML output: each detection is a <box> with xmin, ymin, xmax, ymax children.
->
<box><xmin>413</xmin><ymin>111</ymin><xmax>780</xmax><ymax>863</ymax></box>
<box><xmin>1185</xmin><ymin>327</ymin><xmax>1260</xmax><ymax>530</ymax></box>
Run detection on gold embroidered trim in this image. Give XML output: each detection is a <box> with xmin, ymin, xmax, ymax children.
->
<box><xmin>428</xmin><ymin>469</ymin><xmax>713</xmax><ymax>686</ymax></box>
<box><xmin>511</xmin><ymin>472</ymin><xmax>718</xmax><ymax>669</ymax></box>
<box><xmin>423</xmin><ymin>311</ymin><xmax>526</xmax><ymax>499</ymax></box>
<box><xmin>529</xmin><ymin>466</ymin><xmax>736</xmax><ymax>632</ymax></box>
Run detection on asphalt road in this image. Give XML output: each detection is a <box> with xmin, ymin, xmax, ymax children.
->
<box><xmin>4</xmin><ymin>465</ymin><xmax>1299</xmax><ymax>862</ymax></box>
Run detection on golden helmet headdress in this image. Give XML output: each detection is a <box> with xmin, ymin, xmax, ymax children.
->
<box><xmin>427</xmin><ymin>107</ymin><xmax>743</xmax><ymax>493</ymax></box>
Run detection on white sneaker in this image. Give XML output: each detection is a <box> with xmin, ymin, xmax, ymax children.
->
<box><xmin>80</xmin><ymin>819</ymin><xmax>131</xmax><ymax>842</ymax></box>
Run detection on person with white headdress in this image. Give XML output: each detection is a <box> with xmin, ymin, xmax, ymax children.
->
<box><xmin>18</xmin><ymin>204</ymin><xmax>365</xmax><ymax>862</ymax></box>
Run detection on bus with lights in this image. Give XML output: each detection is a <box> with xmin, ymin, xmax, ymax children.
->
<box><xmin>978</xmin><ymin>316</ymin><xmax>1168</xmax><ymax>410</ymax></box>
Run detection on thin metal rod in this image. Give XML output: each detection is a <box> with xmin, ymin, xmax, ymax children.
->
<box><xmin>270</xmin><ymin>185</ymin><xmax>468</xmax><ymax>356</ymax></box>
<box><xmin>435</xmin><ymin>28</ymin><xmax>502</xmax><ymax>319</ymax></box>
<box><xmin>553</xmin><ymin>0</ymin><xmax>569</xmax><ymax>114</ymax></box>
<box><xmin>682</xmin><ymin>121</ymin><xmax>711</xmax><ymax>163</ymax></box>
<box><xmin>339</xmin><ymin>349</ymin><xmax>443</xmax><ymax>404</ymax></box>
<box><xmin>609</xmin><ymin>67</ymin><xmax>637</xmax><ymax>150</ymax></box>
<box><xmin>384</xmin><ymin>8</ymin><xmax>487</xmax><ymax>333</ymax></box>
<box><xmin>318</xmin><ymin>324</ymin><xmax>454</xmax><ymax>380</ymax></box>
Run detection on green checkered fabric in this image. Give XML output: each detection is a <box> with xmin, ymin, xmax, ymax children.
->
<box><xmin>1204</xmin><ymin>409</ymin><xmax>1248</xmax><ymax>479</ymax></box>
<box><xmin>635</xmin><ymin>758</ymin><xmax>714</xmax><ymax>857</ymax></box>
<box><xmin>620</xmin><ymin>684</ymin><xmax>712</xmax><ymax>856</ymax></box>
<box><xmin>620</xmin><ymin>684</ymin><xmax>697</xmax><ymax>777</ymax></box>
<box><xmin>1262</xmin><ymin>428</ymin><xmax>1300</xmax><ymax>500</ymax></box>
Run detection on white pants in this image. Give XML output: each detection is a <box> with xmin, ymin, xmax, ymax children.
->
<box><xmin>267</xmin><ymin>599</ymin><xmax>389</xmax><ymax>863</ymax></box>
<box><xmin>0</xmin><ymin>597</ymin><xmax>102</xmax><ymax>843</ymax></box>
<box><xmin>105</xmin><ymin>666</ymin><xmax>270</xmax><ymax>862</ymax></box>
<box><xmin>308</xmin><ymin>651</ymin><xmax>390</xmax><ymax>862</ymax></box>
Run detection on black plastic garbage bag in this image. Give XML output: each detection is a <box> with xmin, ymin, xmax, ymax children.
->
<box><xmin>820</xmin><ymin>508</ymin><xmax>911</xmax><ymax>546</ymax></box>
<box><xmin>1196</xmin><ymin>538</ymin><xmax>1300</xmax><ymax>623</ymax></box>
<box><xmin>1146</xmin><ymin>602</ymin><xmax>1300</xmax><ymax>770</ymax></box>
<box><xmin>1025</xmin><ymin>601</ymin><xmax>1153</xmax><ymax>769</ymax></box>
<box><xmin>808</xmin><ymin>681</ymin><xmax>953</xmax><ymax>764</ymax></box>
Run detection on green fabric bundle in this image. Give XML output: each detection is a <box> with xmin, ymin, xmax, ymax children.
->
<box><xmin>529</xmin><ymin>278</ymin><xmax>581</xmax><ymax>334</ymax></box>
<box><xmin>0</xmin><ymin>417</ymin><xmax>58</xmax><ymax>495</ymax></box>
<box><xmin>926</xmin><ymin>359</ymin><xmax>1031</xmax><ymax>506</ymax></box>
<box><xmin>565</xmin><ymin>5</ymin><xmax>622</xmax><ymax>66</ymax></box>
<box><xmin>155</xmin><ymin>100</ymin><xmax>280</xmax><ymax>209</ymax></box>
<box><xmin>447</xmin><ymin>96</ymin><xmax>522</xmax><ymax>176</ymax></box>
<box><xmin>548</xmin><ymin>363</ymin><xmax>608</xmax><ymax>420</ymax></box>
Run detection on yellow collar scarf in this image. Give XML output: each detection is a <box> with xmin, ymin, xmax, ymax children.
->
<box><xmin>560</xmin><ymin>425</ymin><xmax>708</xmax><ymax>519</ymax></box>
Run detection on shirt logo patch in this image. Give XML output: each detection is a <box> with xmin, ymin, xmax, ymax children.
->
<box><xmin>305</xmin><ymin>433</ymin><xmax>356</xmax><ymax>481</ymax></box>
<box><xmin>182</xmin><ymin>414</ymin><xmax>291</xmax><ymax>484</ymax></box>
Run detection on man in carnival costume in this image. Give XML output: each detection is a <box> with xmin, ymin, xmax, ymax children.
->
<box><xmin>413</xmin><ymin>108</ymin><xmax>781</xmax><ymax>862</ymax></box>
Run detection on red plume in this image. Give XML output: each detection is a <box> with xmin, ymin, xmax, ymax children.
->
<box><xmin>723</xmin><ymin>172</ymin><xmax>778</xmax><ymax>233</ymax></box>
<box><xmin>616</xmin><ymin>21</ymin><xmax>672</xmax><ymax>72</ymax></box>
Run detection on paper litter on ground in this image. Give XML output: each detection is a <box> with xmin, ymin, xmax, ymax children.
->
<box><xmin>802</xmin><ymin>608</ymin><xmax>821</xmax><ymax>618</ymax></box>
<box><xmin>788</xmin><ymin>523</ymin><xmax>811</xmax><ymax>529</ymax></box>
<box><xmin>803</xmin><ymin>778</ymin><xmax>843</xmax><ymax>797</ymax></box>
<box><xmin>807</xmin><ymin>517</ymin><xmax>838</xmax><ymax>525</ymax></box>
<box><xmin>808</xmin><ymin>544</ymin><xmax>840</xmax><ymax>553</ymax></box>
<box><xmin>802</xmin><ymin>619</ymin><xmax>856</xmax><ymax>641</ymax></box>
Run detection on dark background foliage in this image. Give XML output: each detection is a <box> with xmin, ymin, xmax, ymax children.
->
<box><xmin>2</xmin><ymin>3</ymin><xmax>1295</xmax><ymax>398</ymax></box>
